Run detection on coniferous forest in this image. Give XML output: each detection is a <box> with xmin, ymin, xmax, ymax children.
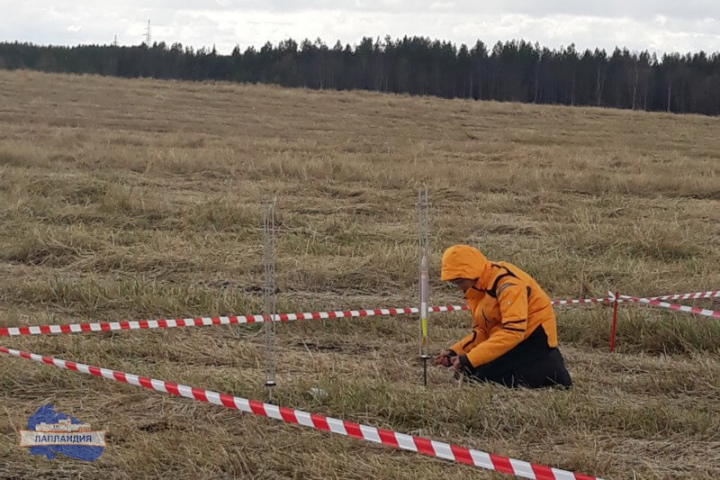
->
<box><xmin>2</xmin><ymin>36</ymin><xmax>720</xmax><ymax>115</ymax></box>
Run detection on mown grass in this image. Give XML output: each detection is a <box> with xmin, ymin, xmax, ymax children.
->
<box><xmin>1</xmin><ymin>70</ymin><xmax>719</xmax><ymax>479</ymax></box>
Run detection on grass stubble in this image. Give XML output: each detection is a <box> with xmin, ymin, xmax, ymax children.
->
<box><xmin>1</xmin><ymin>70</ymin><xmax>720</xmax><ymax>479</ymax></box>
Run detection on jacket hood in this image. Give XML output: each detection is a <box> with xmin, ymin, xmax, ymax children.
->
<box><xmin>440</xmin><ymin>245</ymin><xmax>489</xmax><ymax>282</ymax></box>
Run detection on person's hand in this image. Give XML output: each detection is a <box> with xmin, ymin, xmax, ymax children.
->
<box><xmin>451</xmin><ymin>355</ymin><xmax>462</xmax><ymax>372</ymax></box>
<box><xmin>434</xmin><ymin>350</ymin><xmax>452</xmax><ymax>367</ymax></box>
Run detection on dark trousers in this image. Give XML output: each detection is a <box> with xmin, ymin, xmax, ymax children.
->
<box><xmin>461</xmin><ymin>326</ymin><xmax>573</xmax><ymax>389</ymax></box>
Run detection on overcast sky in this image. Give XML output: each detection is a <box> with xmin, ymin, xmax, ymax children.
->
<box><xmin>1</xmin><ymin>1</ymin><xmax>719</xmax><ymax>56</ymax></box>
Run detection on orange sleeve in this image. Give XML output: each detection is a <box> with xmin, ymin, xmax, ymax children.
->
<box><xmin>465</xmin><ymin>281</ymin><xmax>529</xmax><ymax>367</ymax></box>
<box><xmin>450</xmin><ymin>324</ymin><xmax>487</xmax><ymax>355</ymax></box>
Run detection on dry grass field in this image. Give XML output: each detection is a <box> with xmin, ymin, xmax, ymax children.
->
<box><xmin>1</xmin><ymin>69</ymin><xmax>720</xmax><ymax>479</ymax></box>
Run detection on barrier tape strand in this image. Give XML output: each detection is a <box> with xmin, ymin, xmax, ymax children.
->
<box><xmin>0</xmin><ymin>345</ymin><xmax>602</xmax><ymax>480</ymax></box>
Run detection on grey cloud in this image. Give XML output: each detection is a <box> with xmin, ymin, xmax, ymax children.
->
<box><xmin>0</xmin><ymin>0</ymin><xmax>718</xmax><ymax>55</ymax></box>
<box><xmin>455</xmin><ymin>0</ymin><xmax>720</xmax><ymax>22</ymax></box>
<box><xmin>157</xmin><ymin>0</ymin><xmax>720</xmax><ymax>22</ymax></box>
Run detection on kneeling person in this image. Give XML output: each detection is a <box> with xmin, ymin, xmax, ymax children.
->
<box><xmin>434</xmin><ymin>245</ymin><xmax>572</xmax><ymax>389</ymax></box>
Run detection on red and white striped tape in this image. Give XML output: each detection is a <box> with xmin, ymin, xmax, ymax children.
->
<box><xmin>620</xmin><ymin>295</ymin><xmax>720</xmax><ymax>320</ymax></box>
<box><xmin>0</xmin><ymin>306</ymin><xmax>468</xmax><ymax>337</ymax></box>
<box><xmin>646</xmin><ymin>290</ymin><xmax>720</xmax><ymax>302</ymax></box>
<box><xmin>551</xmin><ymin>298</ymin><xmax>611</xmax><ymax>306</ymax></box>
<box><xmin>0</xmin><ymin>298</ymin><xmax>612</xmax><ymax>338</ymax></box>
<box><xmin>2</xmin><ymin>290</ymin><xmax>717</xmax><ymax>338</ymax></box>
<box><xmin>552</xmin><ymin>290</ymin><xmax>720</xmax><ymax>307</ymax></box>
<box><xmin>0</xmin><ymin>345</ymin><xmax>602</xmax><ymax>480</ymax></box>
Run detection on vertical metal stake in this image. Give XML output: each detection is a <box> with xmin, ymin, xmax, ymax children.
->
<box><xmin>417</xmin><ymin>186</ymin><xmax>430</xmax><ymax>386</ymax></box>
<box><xmin>263</xmin><ymin>197</ymin><xmax>278</xmax><ymax>401</ymax></box>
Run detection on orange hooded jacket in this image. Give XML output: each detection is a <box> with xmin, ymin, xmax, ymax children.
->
<box><xmin>440</xmin><ymin>245</ymin><xmax>558</xmax><ymax>369</ymax></box>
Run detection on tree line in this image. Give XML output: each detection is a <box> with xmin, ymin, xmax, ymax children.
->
<box><xmin>1</xmin><ymin>36</ymin><xmax>720</xmax><ymax>115</ymax></box>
